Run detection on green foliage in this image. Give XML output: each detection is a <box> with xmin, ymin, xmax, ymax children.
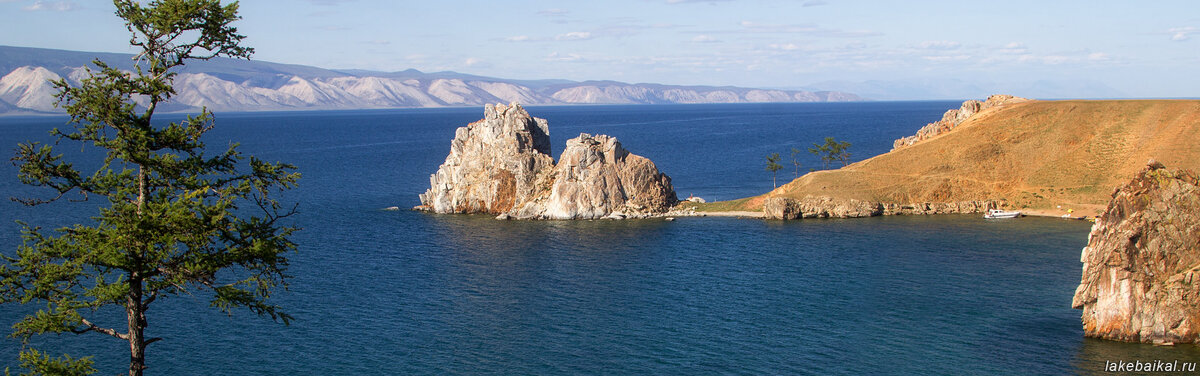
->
<box><xmin>765</xmin><ymin>153</ymin><xmax>783</xmax><ymax>188</ymax></box>
<box><xmin>0</xmin><ymin>1</ymin><xmax>297</xmax><ymax>375</ymax></box>
<box><xmin>7</xmin><ymin>348</ymin><xmax>97</xmax><ymax>376</ymax></box>
<box><xmin>809</xmin><ymin>137</ymin><xmax>852</xmax><ymax>168</ymax></box>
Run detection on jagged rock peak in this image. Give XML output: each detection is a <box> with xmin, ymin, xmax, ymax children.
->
<box><xmin>417</xmin><ymin>102</ymin><xmax>555</xmax><ymax>214</ymax></box>
<box><xmin>891</xmin><ymin>94</ymin><xmax>1030</xmax><ymax>151</ymax></box>
<box><xmin>1072</xmin><ymin>161</ymin><xmax>1200</xmax><ymax>344</ymax></box>
<box><xmin>417</xmin><ymin>104</ymin><xmax>678</xmax><ymax>220</ymax></box>
<box><xmin>509</xmin><ymin>133</ymin><xmax>678</xmax><ymax>220</ymax></box>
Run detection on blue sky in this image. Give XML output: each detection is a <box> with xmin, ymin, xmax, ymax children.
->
<box><xmin>1</xmin><ymin>0</ymin><xmax>1197</xmax><ymax>98</ymax></box>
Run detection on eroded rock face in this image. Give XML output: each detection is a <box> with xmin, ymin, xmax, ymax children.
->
<box><xmin>419</xmin><ymin>103</ymin><xmax>677</xmax><ymax>219</ymax></box>
<box><xmin>763</xmin><ymin>197</ymin><xmax>802</xmax><ymax>220</ymax></box>
<box><xmin>892</xmin><ymin>94</ymin><xmax>1030</xmax><ymax>151</ymax></box>
<box><xmin>418</xmin><ymin>102</ymin><xmax>554</xmax><ymax>214</ymax></box>
<box><xmin>511</xmin><ymin>133</ymin><xmax>677</xmax><ymax>219</ymax></box>
<box><xmin>1071</xmin><ymin>162</ymin><xmax>1200</xmax><ymax>344</ymax></box>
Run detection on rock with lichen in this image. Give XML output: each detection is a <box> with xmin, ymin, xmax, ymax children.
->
<box><xmin>1071</xmin><ymin>161</ymin><xmax>1200</xmax><ymax>344</ymax></box>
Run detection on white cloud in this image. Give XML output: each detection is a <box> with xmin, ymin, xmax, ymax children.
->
<box><xmin>23</xmin><ymin>0</ymin><xmax>76</xmax><ymax>11</ymax></box>
<box><xmin>556</xmin><ymin>31</ymin><xmax>593</xmax><ymax>41</ymax></box>
<box><xmin>504</xmin><ymin>35</ymin><xmax>532</xmax><ymax>42</ymax></box>
<box><xmin>691</xmin><ymin>35</ymin><xmax>720</xmax><ymax>43</ymax></box>
<box><xmin>1168</xmin><ymin>26</ymin><xmax>1197</xmax><ymax>41</ymax></box>
<box><xmin>464</xmin><ymin>57</ymin><xmax>483</xmax><ymax>67</ymax></box>
<box><xmin>546</xmin><ymin>52</ymin><xmax>582</xmax><ymax>62</ymax></box>
<box><xmin>997</xmin><ymin>42</ymin><xmax>1028</xmax><ymax>54</ymax></box>
<box><xmin>922</xmin><ymin>55</ymin><xmax>971</xmax><ymax>62</ymax></box>
<box><xmin>918</xmin><ymin>41</ymin><xmax>961</xmax><ymax>50</ymax></box>
<box><xmin>769</xmin><ymin>43</ymin><xmax>801</xmax><ymax>51</ymax></box>
<box><xmin>738</xmin><ymin>20</ymin><xmax>881</xmax><ymax>38</ymax></box>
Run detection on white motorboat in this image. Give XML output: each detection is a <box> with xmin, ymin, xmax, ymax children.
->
<box><xmin>983</xmin><ymin>209</ymin><xmax>1021</xmax><ymax>219</ymax></box>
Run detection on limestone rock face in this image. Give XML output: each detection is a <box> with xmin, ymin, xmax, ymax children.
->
<box><xmin>418</xmin><ymin>102</ymin><xmax>554</xmax><ymax>214</ymax></box>
<box><xmin>1071</xmin><ymin>162</ymin><xmax>1200</xmax><ymax>344</ymax></box>
<box><xmin>763</xmin><ymin>196</ymin><xmax>883</xmax><ymax>219</ymax></box>
<box><xmin>763</xmin><ymin>197</ymin><xmax>802</xmax><ymax>220</ymax></box>
<box><xmin>879</xmin><ymin>200</ymin><xmax>998</xmax><ymax>215</ymax></box>
<box><xmin>764</xmin><ymin>197</ymin><xmax>998</xmax><ymax>220</ymax></box>
<box><xmin>510</xmin><ymin>133</ymin><xmax>677</xmax><ymax>220</ymax></box>
<box><xmin>892</xmin><ymin>94</ymin><xmax>1030</xmax><ymax>151</ymax></box>
<box><xmin>419</xmin><ymin>103</ymin><xmax>677</xmax><ymax>219</ymax></box>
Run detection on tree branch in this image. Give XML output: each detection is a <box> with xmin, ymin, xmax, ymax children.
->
<box><xmin>79</xmin><ymin>318</ymin><xmax>129</xmax><ymax>341</ymax></box>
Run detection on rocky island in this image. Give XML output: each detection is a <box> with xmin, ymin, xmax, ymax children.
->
<box><xmin>1072</xmin><ymin>161</ymin><xmax>1200</xmax><ymax>344</ymax></box>
<box><xmin>417</xmin><ymin>102</ymin><xmax>678</xmax><ymax>219</ymax></box>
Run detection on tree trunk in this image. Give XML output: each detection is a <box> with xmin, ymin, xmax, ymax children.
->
<box><xmin>127</xmin><ymin>275</ymin><xmax>146</xmax><ymax>376</ymax></box>
<box><xmin>130</xmin><ymin>164</ymin><xmax>148</xmax><ymax>376</ymax></box>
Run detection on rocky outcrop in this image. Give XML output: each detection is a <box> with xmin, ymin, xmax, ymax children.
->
<box><xmin>763</xmin><ymin>196</ymin><xmax>998</xmax><ymax>219</ymax></box>
<box><xmin>418</xmin><ymin>102</ymin><xmax>554</xmax><ymax>214</ymax></box>
<box><xmin>419</xmin><ymin>103</ymin><xmax>678</xmax><ymax>219</ymax></box>
<box><xmin>891</xmin><ymin>94</ymin><xmax>1030</xmax><ymax>151</ymax></box>
<box><xmin>509</xmin><ymin>133</ymin><xmax>677</xmax><ymax>219</ymax></box>
<box><xmin>1071</xmin><ymin>161</ymin><xmax>1200</xmax><ymax>344</ymax></box>
<box><xmin>763</xmin><ymin>197</ymin><xmax>803</xmax><ymax>220</ymax></box>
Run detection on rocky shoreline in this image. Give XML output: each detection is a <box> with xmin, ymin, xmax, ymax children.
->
<box><xmin>759</xmin><ymin>196</ymin><xmax>1001</xmax><ymax>220</ymax></box>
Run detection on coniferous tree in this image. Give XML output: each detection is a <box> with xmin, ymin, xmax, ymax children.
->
<box><xmin>790</xmin><ymin>147</ymin><xmax>802</xmax><ymax>178</ymax></box>
<box><xmin>765</xmin><ymin>152</ymin><xmax>783</xmax><ymax>188</ymax></box>
<box><xmin>0</xmin><ymin>1</ymin><xmax>299</xmax><ymax>375</ymax></box>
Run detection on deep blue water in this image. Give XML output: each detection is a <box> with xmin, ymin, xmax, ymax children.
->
<box><xmin>2</xmin><ymin>103</ymin><xmax>1199</xmax><ymax>375</ymax></box>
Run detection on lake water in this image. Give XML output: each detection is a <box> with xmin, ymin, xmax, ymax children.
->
<box><xmin>2</xmin><ymin>103</ymin><xmax>1198</xmax><ymax>375</ymax></box>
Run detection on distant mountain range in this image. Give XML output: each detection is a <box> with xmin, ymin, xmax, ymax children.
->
<box><xmin>0</xmin><ymin>45</ymin><xmax>861</xmax><ymax>115</ymax></box>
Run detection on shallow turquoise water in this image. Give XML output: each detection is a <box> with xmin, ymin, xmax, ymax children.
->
<box><xmin>2</xmin><ymin>103</ymin><xmax>1198</xmax><ymax>375</ymax></box>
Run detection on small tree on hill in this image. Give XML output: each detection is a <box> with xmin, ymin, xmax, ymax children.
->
<box><xmin>810</xmin><ymin>137</ymin><xmax>852</xmax><ymax>168</ymax></box>
<box><xmin>809</xmin><ymin>142</ymin><xmax>830</xmax><ymax>169</ymax></box>
<box><xmin>766</xmin><ymin>152</ymin><xmax>783</xmax><ymax>188</ymax></box>
<box><xmin>790</xmin><ymin>147</ymin><xmax>803</xmax><ymax>178</ymax></box>
<box><xmin>0</xmin><ymin>1</ymin><xmax>299</xmax><ymax>375</ymax></box>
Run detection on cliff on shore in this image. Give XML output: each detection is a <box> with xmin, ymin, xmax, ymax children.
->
<box><xmin>417</xmin><ymin>103</ymin><xmax>677</xmax><ymax>219</ymax></box>
<box><xmin>1071</xmin><ymin>162</ymin><xmax>1200</xmax><ymax>344</ymax></box>
<box><xmin>730</xmin><ymin>97</ymin><xmax>1200</xmax><ymax>218</ymax></box>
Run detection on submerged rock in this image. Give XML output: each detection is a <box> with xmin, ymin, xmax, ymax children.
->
<box><xmin>1071</xmin><ymin>162</ymin><xmax>1200</xmax><ymax>344</ymax></box>
<box><xmin>420</xmin><ymin>103</ymin><xmax>677</xmax><ymax>219</ymax></box>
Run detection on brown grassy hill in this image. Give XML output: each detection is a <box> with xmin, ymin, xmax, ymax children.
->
<box><xmin>732</xmin><ymin>99</ymin><xmax>1200</xmax><ymax>217</ymax></box>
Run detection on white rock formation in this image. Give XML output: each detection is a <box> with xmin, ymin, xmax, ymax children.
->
<box><xmin>418</xmin><ymin>103</ymin><xmax>678</xmax><ymax>219</ymax></box>
<box><xmin>418</xmin><ymin>102</ymin><xmax>553</xmax><ymax>214</ymax></box>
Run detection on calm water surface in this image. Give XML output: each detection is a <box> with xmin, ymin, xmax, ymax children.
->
<box><xmin>2</xmin><ymin>103</ymin><xmax>1197</xmax><ymax>375</ymax></box>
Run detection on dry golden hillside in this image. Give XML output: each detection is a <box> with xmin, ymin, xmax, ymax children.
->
<box><xmin>738</xmin><ymin>100</ymin><xmax>1200</xmax><ymax>217</ymax></box>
